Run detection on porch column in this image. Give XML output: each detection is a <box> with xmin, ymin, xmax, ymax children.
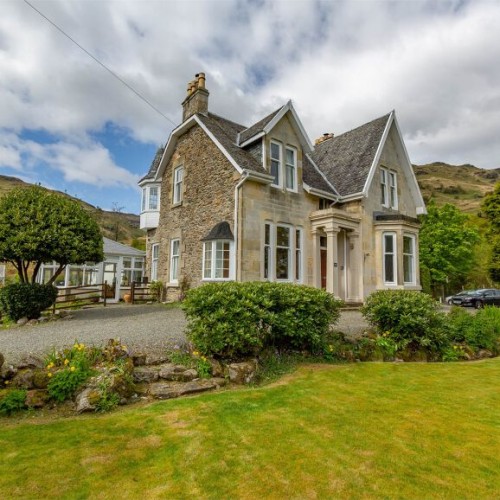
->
<box><xmin>311</xmin><ymin>228</ymin><xmax>320</xmax><ymax>288</ymax></box>
<box><xmin>325</xmin><ymin>227</ymin><xmax>339</xmax><ymax>297</ymax></box>
<box><xmin>348</xmin><ymin>232</ymin><xmax>362</xmax><ymax>302</ymax></box>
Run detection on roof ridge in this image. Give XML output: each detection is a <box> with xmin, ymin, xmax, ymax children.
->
<box><xmin>328</xmin><ymin>112</ymin><xmax>392</xmax><ymax>142</ymax></box>
<box><xmin>206</xmin><ymin>111</ymin><xmax>247</xmax><ymax>130</ymax></box>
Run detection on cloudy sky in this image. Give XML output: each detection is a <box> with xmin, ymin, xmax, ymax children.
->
<box><xmin>1</xmin><ymin>0</ymin><xmax>499</xmax><ymax>213</ymax></box>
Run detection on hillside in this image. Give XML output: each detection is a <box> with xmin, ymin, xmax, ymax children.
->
<box><xmin>413</xmin><ymin>162</ymin><xmax>500</xmax><ymax>213</ymax></box>
<box><xmin>0</xmin><ymin>175</ymin><xmax>145</xmax><ymax>247</ymax></box>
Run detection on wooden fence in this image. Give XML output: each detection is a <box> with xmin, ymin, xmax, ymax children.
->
<box><xmin>49</xmin><ymin>281</ymin><xmax>155</xmax><ymax>312</ymax></box>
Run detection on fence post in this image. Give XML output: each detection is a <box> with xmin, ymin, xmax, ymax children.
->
<box><xmin>103</xmin><ymin>281</ymin><xmax>107</xmax><ymax>307</ymax></box>
<box><xmin>131</xmin><ymin>281</ymin><xmax>135</xmax><ymax>304</ymax></box>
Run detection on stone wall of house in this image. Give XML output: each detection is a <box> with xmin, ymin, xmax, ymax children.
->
<box><xmin>147</xmin><ymin>125</ymin><xmax>237</xmax><ymax>300</ymax></box>
<box><xmin>239</xmin><ymin>114</ymin><xmax>319</xmax><ymax>285</ymax></box>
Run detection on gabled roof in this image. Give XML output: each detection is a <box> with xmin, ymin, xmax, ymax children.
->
<box><xmin>197</xmin><ymin>113</ymin><xmax>266</xmax><ymax>174</ymax></box>
<box><xmin>311</xmin><ymin>113</ymin><xmax>391</xmax><ymax>197</ymax></box>
<box><xmin>139</xmin><ymin>146</ymin><xmax>164</xmax><ymax>183</ymax></box>
<box><xmin>302</xmin><ymin>154</ymin><xmax>338</xmax><ymax>197</ymax></box>
<box><xmin>103</xmin><ymin>237</ymin><xmax>146</xmax><ymax>257</ymax></box>
<box><xmin>238</xmin><ymin>107</ymin><xmax>283</xmax><ymax>145</ymax></box>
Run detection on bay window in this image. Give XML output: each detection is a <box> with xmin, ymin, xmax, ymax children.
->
<box><xmin>383</xmin><ymin>232</ymin><xmax>396</xmax><ymax>285</ymax></box>
<box><xmin>403</xmin><ymin>234</ymin><xmax>416</xmax><ymax>284</ymax></box>
<box><xmin>141</xmin><ymin>184</ymin><xmax>160</xmax><ymax>212</ymax></box>
<box><xmin>203</xmin><ymin>240</ymin><xmax>232</xmax><ymax>280</ymax></box>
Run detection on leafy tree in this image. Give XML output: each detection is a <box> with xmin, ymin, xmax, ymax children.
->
<box><xmin>482</xmin><ymin>182</ymin><xmax>500</xmax><ymax>233</ymax></box>
<box><xmin>481</xmin><ymin>183</ymin><xmax>500</xmax><ymax>283</ymax></box>
<box><xmin>419</xmin><ymin>202</ymin><xmax>480</xmax><ymax>296</ymax></box>
<box><xmin>0</xmin><ymin>187</ymin><xmax>103</xmax><ymax>284</ymax></box>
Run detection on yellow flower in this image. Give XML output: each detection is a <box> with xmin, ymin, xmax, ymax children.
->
<box><xmin>70</xmin><ymin>366</ymin><xmax>76</xmax><ymax>372</ymax></box>
<box><xmin>192</xmin><ymin>351</ymin><xmax>199</xmax><ymax>357</ymax></box>
<box><xmin>47</xmin><ymin>372</ymin><xmax>53</xmax><ymax>378</ymax></box>
<box><xmin>64</xmin><ymin>359</ymin><xmax>69</xmax><ymax>365</ymax></box>
<box><xmin>201</xmin><ymin>356</ymin><xmax>207</xmax><ymax>361</ymax></box>
<box><xmin>5</xmin><ymin>380</ymin><xmax>10</xmax><ymax>385</ymax></box>
<box><xmin>121</xmin><ymin>345</ymin><xmax>128</xmax><ymax>351</ymax></box>
<box><xmin>73</xmin><ymin>343</ymin><xmax>79</xmax><ymax>349</ymax></box>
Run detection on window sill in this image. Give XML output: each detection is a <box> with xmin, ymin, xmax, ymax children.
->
<box><xmin>201</xmin><ymin>278</ymin><xmax>233</xmax><ymax>282</ymax></box>
<box><xmin>171</xmin><ymin>202</ymin><xmax>183</xmax><ymax>208</ymax></box>
<box><xmin>167</xmin><ymin>282</ymin><xmax>179</xmax><ymax>287</ymax></box>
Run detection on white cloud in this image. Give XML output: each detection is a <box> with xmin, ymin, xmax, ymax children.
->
<box><xmin>0</xmin><ymin>0</ymin><xmax>499</xmax><ymax>204</ymax></box>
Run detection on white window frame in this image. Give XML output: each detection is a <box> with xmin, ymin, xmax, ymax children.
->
<box><xmin>173</xmin><ymin>166</ymin><xmax>184</xmax><ymax>205</ymax></box>
<box><xmin>141</xmin><ymin>184</ymin><xmax>161</xmax><ymax>212</ymax></box>
<box><xmin>389</xmin><ymin>171</ymin><xmax>398</xmax><ymax>209</ymax></box>
<box><xmin>262</xmin><ymin>222</ymin><xmax>300</xmax><ymax>282</ymax></box>
<box><xmin>151</xmin><ymin>244</ymin><xmax>159</xmax><ymax>281</ymax></box>
<box><xmin>170</xmin><ymin>239</ymin><xmax>180</xmax><ymax>284</ymax></box>
<box><xmin>381</xmin><ymin>167</ymin><xmax>398</xmax><ymax>209</ymax></box>
<box><xmin>380</xmin><ymin>168</ymin><xmax>388</xmax><ymax>207</ymax></box>
<box><xmin>295</xmin><ymin>228</ymin><xmax>303</xmax><ymax>283</ymax></box>
<box><xmin>285</xmin><ymin>147</ymin><xmax>297</xmax><ymax>192</ymax></box>
<box><xmin>383</xmin><ymin>232</ymin><xmax>397</xmax><ymax>285</ymax></box>
<box><xmin>202</xmin><ymin>240</ymin><xmax>234</xmax><ymax>281</ymax></box>
<box><xmin>403</xmin><ymin>234</ymin><xmax>416</xmax><ymax>285</ymax></box>
<box><xmin>270</xmin><ymin>141</ymin><xmax>282</xmax><ymax>188</ymax></box>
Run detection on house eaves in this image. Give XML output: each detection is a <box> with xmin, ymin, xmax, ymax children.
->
<box><xmin>154</xmin><ymin>114</ymin><xmax>246</xmax><ymax>181</ymax></box>
<box><xmin>239</xmin><ymin>101</ymin><xmax>314</xmax><ymax>153</ymax></box>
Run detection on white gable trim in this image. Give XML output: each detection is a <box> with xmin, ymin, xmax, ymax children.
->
<box><xmin>303</xmin><ymin>183</ymin><xmax>338</xmax><ymax>201</ymax></box>
<box><xmin>239</xmin><ymin>101</ymin><xmax>314</xmax><ymax>152</ymax></box>
<box><xmin>154</xmin><ymin>115</ymin><xmax>244</xmax><ymax>180</ymax></box>
<box><xmin>361</xmin><ymin>110</ymin><xmax>426</xmax><ymax>214</ymax></box>
<box><xmin>361</xmin><ymin>111</ymin><xmax>394</xmax><ymax>195</ymax></box>
<box><xmin>392</xmin><ymin>114</ymin><xmax>427</xmax><ymax>215</ymax></box>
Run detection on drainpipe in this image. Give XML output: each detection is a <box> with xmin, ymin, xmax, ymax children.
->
<box><xmin>234</xmin><ymin>170</ymin><xmax>249</xmax><ymax>281</ymax></box>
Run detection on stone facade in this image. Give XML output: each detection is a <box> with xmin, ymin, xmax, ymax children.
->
<box><xmin>146</xmin><ymin>125</ymin><xmax>238</xmax><ymax>300</ymax></box>
<box><xmin>140</xmin><ymin>74</ymin><xmax>425</xmax><ymax>303</ymax></box>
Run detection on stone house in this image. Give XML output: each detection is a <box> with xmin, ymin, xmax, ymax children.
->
<box><xmin>139</xmin><ymin>73</ymin><xmax>426</xmax><ymax>303</ymax></box>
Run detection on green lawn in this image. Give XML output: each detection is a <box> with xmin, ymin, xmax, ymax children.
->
<box><xmin>1</xmin><ymin>360</ymin><xmax>499</xmax><ymax>499</ymax></box>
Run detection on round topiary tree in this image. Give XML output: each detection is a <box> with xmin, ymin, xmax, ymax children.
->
<box><xmin>0</xmin><ymin>186</ymin><xmax>103</xmax><ymax>319</ymax></box>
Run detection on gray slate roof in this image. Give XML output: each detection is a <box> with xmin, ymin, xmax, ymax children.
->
<box><xmin>197</xmin><ymin>113</ymin><xmax>267</xmax><ymax>174</ymax></box>
<box><xmin>141</xmin><ymin>105</ymin><xmax>390</xmax><ymax>199</ymax></box>
<box><xmin>140</xmin><ymin>146</ymin><xmax>164</xmax><ymax>182</ymax></box>
<box><xmin>103</xmin><ymin>237</ymin><xmax>146</xmax><ymax>257</ymax></box>
<box><xmin>238</xmin><ymin>106</ymin><xmax>283</xmax><ymax>145</ymax></box>
<box><xmin>311</xmin><ymin>113</ymin><xmax>391</xmax><ymax>196</ymax></box>
<box><xmin>302</xmin><ymin>155</ymin><xmax>336</xmax><ymax>195</ymax></box>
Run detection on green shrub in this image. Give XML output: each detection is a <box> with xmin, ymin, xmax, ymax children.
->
<box><xmin>0</xmin><ymin>283</ymin><xmax>58</xmax><ymax>321</ymax></box>
<box><xmin>183</xmin><ymin>282</ymin><xmax>342</xmax><ymax>359</ymax></box>
<box><xmin>448</xmin><ymin>307</ymin><xmax>500</xmax><ymax>354</ymax></box>
<box><xmin>0</xmin><ymin>389</ymin><xmax>27</xmax><ymax>416</ymax></box>
<box><xmin>361</xmin><ymin>290</ymin><xmax>449</xmax><ymax>355</ymax></box>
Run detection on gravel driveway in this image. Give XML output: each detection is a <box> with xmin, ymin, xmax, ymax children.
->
<box><xmin>0</xmin><ymin>304</ymin><xmax>369</xmax><ymax>366</ymax></box>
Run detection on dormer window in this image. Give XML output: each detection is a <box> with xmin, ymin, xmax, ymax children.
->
<box><xmin>141</xmin><ymin>184</ymin><xmax>160</xmax><ymax>212</ymax></box>
<box><xmin>285</xmin><ymin>147</ymin><xmax>297</xmax><ymax>191</ymax></box>
<box><xmin>381</xmin><ymin>167</ymin><xmax>398</xmax><ymax>209</ymax></box>
<box><xmin>173</xmin><ymin>166</ymin><xmax>184</xmax><ymax>204</ymax></box>
<box><xmin>270</xmin><ymin>142</ymin><xmax>281</xmax><ymax>187</ymax></box>
<box><xmin>270</xmin><ymin>141</ymin><xmax>298</xmax><ymax>191</ymax></box>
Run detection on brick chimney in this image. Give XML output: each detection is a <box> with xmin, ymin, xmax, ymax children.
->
<box><xmin>182</xmin><ymin>72</ymin><xmax>209</xmax><ymax>121</ymax></box>
<box><xmin>315</xmin><ymin>133</ymin><xmax>334</xmax><ymax>145</ymax></box>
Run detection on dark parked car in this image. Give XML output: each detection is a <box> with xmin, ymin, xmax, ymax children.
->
<box><xmin>447</xmin><ymin>290</ymin><xmax>474</xmax><ymax>305</ymax></box>
<box><xmin>458</xmin><ymin>289</ymin><xmax>500</xmax><ymax>309</ymax></box>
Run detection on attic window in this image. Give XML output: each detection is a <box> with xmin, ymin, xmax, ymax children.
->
<box><xmin>381</xmin><ymin>167</ymin><xmax>398</xmax><ymax>209</ymax></box>
<box><xmin>270</xmin><ymin>141</ymin><xmax>281</xmax><ymax>187</ymax></box>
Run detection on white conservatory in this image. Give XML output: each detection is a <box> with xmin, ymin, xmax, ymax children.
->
<box><xmin>37</xmin><ymin>237</ymin><xmax>146</xmax><ymax>302</ymax></box>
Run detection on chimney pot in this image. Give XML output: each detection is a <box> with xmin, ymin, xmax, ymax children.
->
<box><xmin>182</xmin><ymin>72</ymin><xmax>210</xmax><ymax>121</ymax></box>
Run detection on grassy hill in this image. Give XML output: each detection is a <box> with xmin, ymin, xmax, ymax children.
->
<box><xmin>0</xmin><ymin>175</ymin><xmax>145</xmax><ymax>247</ymax></box>
<box><xmin>413</xmin><ymin>162</ymin><xmax>500</xmax><ymax>213</ymax></box>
